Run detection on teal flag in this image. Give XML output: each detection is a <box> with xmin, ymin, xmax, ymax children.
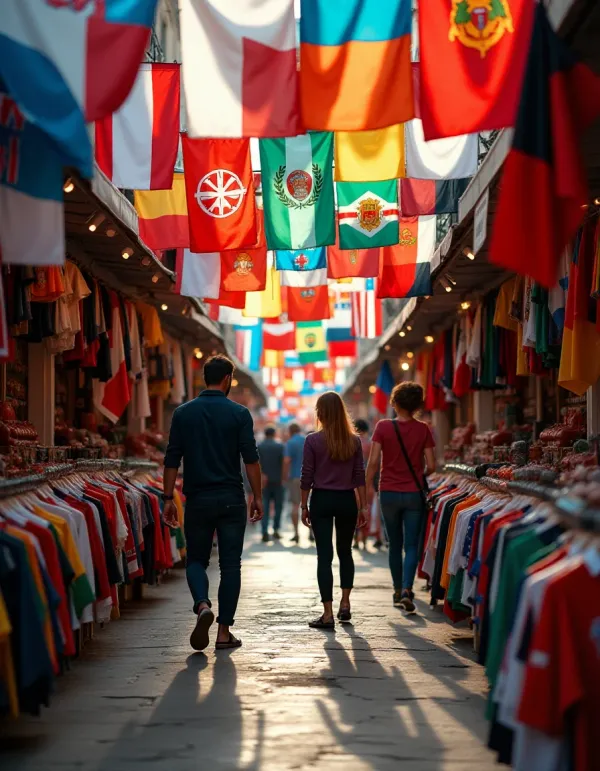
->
<box><xmin>337</xmin><ymin>179</ymin><xmax>399</xmax><ymax>249</ymax></box>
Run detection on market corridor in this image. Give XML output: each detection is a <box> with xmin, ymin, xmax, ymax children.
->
<box><xmin>1</xmin><ymin>533</ymin><xmax>497</xmax><ymax>771</ymax></box>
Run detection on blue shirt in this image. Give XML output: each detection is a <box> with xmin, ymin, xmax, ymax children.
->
<box><xmin>285</xmin><ymin>433</ymin><xmax>305</xmax><ymax>480</ymax></box>
<box><xmin>164</xmin><ymin>390</ymin><xmax>259</xmax><ymax>502</ymax></box>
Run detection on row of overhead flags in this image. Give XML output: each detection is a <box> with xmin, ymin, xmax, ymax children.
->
<box><xmin>0</xmin><ymin>0</ymin><xmax>599</xmax><ymax>321</ymax></box>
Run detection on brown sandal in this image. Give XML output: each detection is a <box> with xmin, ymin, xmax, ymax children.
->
<box><xmin>215</xmin><ymin>633</ymin><xmax>242</xmax><ymax>650</ymax></box>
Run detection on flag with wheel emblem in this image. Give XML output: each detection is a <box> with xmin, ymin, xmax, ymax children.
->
<box><xmin>337</xmin><ymin>180</ymin><xmax>399</xmax><ymax>249</ymax></box>
<box><xmin>259</xmin><ymin>132</ymin><xmax>335</xmax><ymax>250</ymax></box>
<box><xmin>182</xmin><ymin>135</ymin><xmax>257</xmax><ymax>252</ymax></box>
<box><xmin>220</xmin><ymin>213</ymin><xmax>267</xmax><ymax>292</ymax></box>
<box><xmin>275</xmin><ymin>247</ymin><xmax>327</xmax><ymax>287</ymax></box>
<box><xmin>287</xmin><ymin>285</ymin><xmax>331</xmax><ymax>322</ymax></box>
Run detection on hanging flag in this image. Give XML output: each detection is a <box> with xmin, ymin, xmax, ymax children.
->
<box><xmin>351</xmin><ymin>278</ymin><xmax>383</xmax><ymax>339</ymax></box>
<box><xmin>337</xmin><ymin>180</ymin><xmax>399</xmax><ymax>249</ymax></box>
<box><xmin>135</xmin><ymin>173</ymin><xmax>189</xmax><ymax>250</ymax></box>
<box><xmin>276</xmin><ymin>247</ymin><xmax>327</xmax><ymax>287</ymax></box>
<box><xmin>95</xmin><ymin>63</ymin><xmax>180</xmax><ymax>190</ymax></box>
<box><xmin>260</xmin><ymin>132</ymin><xmax>335</xmax><ymax>250</ymax></box>
<box><xmin>93</xmin><ymin>292</ymin><xmax>131</xmax><ymax>423</ymax></box>
<box><xmin>287</xmin><ymin>285</ymin><xmax>331</xmax><ymax>322</ymax></box>
<box><xmin>263</xmin><ymin>322</ymin><xmax>295</xmax><ymax>351</ymax></box>
<box><xmin>489</xmin><ymin>3</ymin><xmax>600</xmax><ymax>289</ymax></box>
<box><xmin>175</xmin><ymin>250</ymin><xmax>220</xmax><ymax>299</ymax></box>
<box><xmin>400</xmin><ymin>178</ymin><xmax>469</xmax><ymax>216</ymax></box>
<box><xmin>405</xmin><ymin>120</ymin><xmax>477</xmax><ymax>180</ymax></box>
<box><xmin>0</xmin><ymin>86</ymin><xmax>64</xmax><ymax>266</ymax></box>
<box><xmin>327</xmin><ymin>237</ymin><xmax>380</xmax><ymax>279</ymax></box>
<box><xmin>221</xmin><ymin>214</ymin><xmax>268</xmax><ymax>293</ymax></box>
<box><xmin>182</xmin><ymin>135</ymin><xmax>257</xmax><ymax>253</ymax></box>
<box><xmin>0</xmin><ymin>0</ymin><xmax>158</xmax><ymax>177</ymax></box>
<box><xmin>234</xmin><ymin>320</ymin><xmax>263</xmax><ymax>371</ymax></box>
<box><xmin>558</xmin><ymin>223</ymin><xmax>600</xmax><ymax>395</ymax></box>
<box><xmin>329</xmin><ymin>278</ymin><xmax>366</xmax><ymax>293</ymax></box>
<box><xmin>244</xmin><ymin>256</ymin><xmax>283</xmax><ymax>318</ymax></box>
<box><xmin>180</xmin><ymin>0</ymin><xmax>299</xmax><ymax>139</ymax></box>
<box><xmin>205</xmin><ymin>288</ymin><xmax>247</xmax><ymax>310</ymax></box>
<box><xmin>378</xmin><ymin>216</ymin><xmax>436</xmax><ymax>299</ymax></box>
<box><xmin>334</xmin><ymin>125</ymin><xmax>405</xmax><ymax>182</ymax></box>
<box><xmin>329</xmin><ymin>339</ymin><xmax>357</xmax><ymax>358</ymax></box>
<box><xmin>373</xmin><ymin>360</ymin><xmax>394</xmax><ymax>414</ymax></box>
<box><xmin>296</xmin><ymin>321</ymin><xmax>327</xmax><ymax>363</ymax></box>
<box><xmin>300</xmin><ymin>0</ymin><xmax>413</xmax><ymax>131</ymax></box>
<box><xmin>418</xmin><ymin>0</ymin><xmax>534</xmax><ymax>140</ymax></box>
<box><xmin>325</xmin><ymin>300</ymin><xmax>355</xmax><ymax>357</ymax></box>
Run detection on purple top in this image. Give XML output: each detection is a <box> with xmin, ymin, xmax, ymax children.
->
<box><xmin>300</xmin><ymin>431</ymin><xmax>366</xmax><ymax>491</ymax></box>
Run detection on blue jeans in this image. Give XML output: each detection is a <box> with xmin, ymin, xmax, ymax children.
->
<box><xmin>379</xmin><ymin>491</ymin><xmax>425</xmax><ymax>591</ymax></box>
<box><xmin>262</xmin><ymin>483</ymin><xmax>284</xmax><ymax>535</ymax></box>
<box><xmin>184</xmin><ymin>498</ymin><xmax>247</xmax><ymax>626</ymax></box>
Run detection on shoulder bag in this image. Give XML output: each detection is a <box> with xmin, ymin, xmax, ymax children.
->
<box><xmin>391</xmin><ymin>420</ymin><xmax>431</xmax><ymax>512</ymax></box>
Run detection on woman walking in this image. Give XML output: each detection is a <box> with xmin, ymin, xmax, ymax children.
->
<box><xmin>365</xmin><ymin>382</ymin><xmax>435</xmax><ymax>615</ymax></box>
<box><xmin>300</xmin><ymin>392</ymin><xmax>368</xmax><ymax>629</ymax></box>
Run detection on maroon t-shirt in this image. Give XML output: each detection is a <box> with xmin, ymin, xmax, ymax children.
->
<box><xmin>372</xmin><ymin>419</ymin><xmax>435</xmax><ymax>493</ymax></box>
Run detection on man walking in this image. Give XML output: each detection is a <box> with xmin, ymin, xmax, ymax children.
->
<box><xmin>283</xmin><ymin>423</ymin><xmax>305</xmax><ymax>543</ymax></box>
<box><xmin>163</xmin><ymin>354</ymin><xmax>263</xmax><ymax>652</ymax></box>
<box><xmin>257</xmin><ymin>426</ymin><xmax>284</xmax><ymax>543</ymax></box>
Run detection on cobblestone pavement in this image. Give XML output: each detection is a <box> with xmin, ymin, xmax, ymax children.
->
<box><xmin>1</xmin><ymin>524</ymin><xmax>497</xmax><ymax>770</ymax></box>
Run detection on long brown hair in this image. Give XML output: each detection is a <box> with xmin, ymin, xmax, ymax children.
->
<box><xmin>315</xmin><ymin>391</ymin><xmax>357</xmax><ymax>462</ymax></box>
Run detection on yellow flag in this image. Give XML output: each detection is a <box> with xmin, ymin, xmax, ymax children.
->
<box><xmin>334</xmin><ymin>124</ymin><xmax>405</xmax><ymax>182</ymax></box>
<box><xmin>243</xmin><ymin>263</ymin><xmax>282</xmax><ymax>319</ymax></box>
<box><xmin>264</xmin><ymin>350</ymin><xmax>284</xmax><ymax>368</ymax></box>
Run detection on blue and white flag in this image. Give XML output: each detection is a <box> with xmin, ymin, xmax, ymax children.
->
<box><xmin>234</xmin><ymin>320</ymin><xmax>262</xmax><ymax>372</ymax></box>
<box><xmin>0</xmin><ymin>84</ymin><xmax>64</xmax><ymax>265</ymax></box>
<box><xmin>276</xmin><ymin>246</ymin><xmax>327</xmax><ymax>287</ymax></box>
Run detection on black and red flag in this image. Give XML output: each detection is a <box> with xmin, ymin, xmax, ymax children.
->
<box><xmin>489</xmin><ymin>3</ymin><xmax>600</xmax><ymax>288</ymax></box>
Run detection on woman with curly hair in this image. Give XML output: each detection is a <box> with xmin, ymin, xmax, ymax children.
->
<box><xmin>365</xmin><ymin>382</ymin><xmax>435</xmax><ymax>614</ymax></box>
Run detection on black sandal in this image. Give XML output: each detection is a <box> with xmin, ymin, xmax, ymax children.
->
<box><xmin>337</xmin><ymin>606</ymin><xmax>352</xmax><ymax>622</ymax></box>
<box><xmin>308</xmin><ymin>615</ymin><xmax>335</xmax><ymax>629</ymax></box>
<box><xmin>215</xmin><ymin>633</ymin><xmax>242</xmax><ymax>650</ymax></box>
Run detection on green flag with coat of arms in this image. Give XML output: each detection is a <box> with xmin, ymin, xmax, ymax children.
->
<box><xmin>337</xmin><ymin>180</ymin><xmax>400</xmax><ymax>249</ymax></box>
<box><xmin>260</xmin><ymin>132</ymin><xmax>335</xmax><ymax>251</ymax></box>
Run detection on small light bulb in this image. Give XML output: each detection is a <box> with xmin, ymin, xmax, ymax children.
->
<box><xmin>369</xmin><ymin>385</ymin><xmax>376</xmax><ymax>394</ymax></box>
<box><xmin>161</xmin><ymin>303</ymin><xmax>168</xmax><ymax>311</ymax></box>
<box><xmin>595</xmin><ymin>198</ymin><xmax>600</xmax><ymax>206</ymax></box>
<box><xmin>384</xmin><ymin>345</ymin><xmax>391</xmax><ymax>351</ymax></box>
<box><xmin>141</xmin><ymin>256</ymin><xmax>152</xmax><ymax>267</ymax></box>
<box><xmin>406</xmin><ymin>351</ymin><xmax>414</xmax><ymax>359</ymax></box>
<box><xmin>88</xmin><ymin>212</ymin><xmax>105</xmax><ymax>232</ymax></box>
<box><xmin>425</xmin><ymin>335</ymin><xmax>434</xmax><ymax>344</ymax></box>
<box><xmin>231</xmin><ymin>379</ymin><xmax>239</xmax><ymax>387</ymax></box>
<box><xmin>461</xmin><ymin>301</ymin><xmax>471</xmax><ymax>310</ymax></box>
<box><xmin>401</xmin><ymin>362</ymin><xmax>410</xmax><ymax>372</ymax></box>
<box><xmin>406</xmin><ymin>325</ymin><xmax>412</xmax><ymax>332</ymax></box>
<box><xmin>399</xmin><ymin>330</ymin><xmax>406</xmax><ymax>338</ymax></box>
<box><xmin>445</xmin><ymin>285</ymin><xmax>452</xmax><ymax>293</ymax></box>
<box><xmin>105</xmin><ymin>227</ymin><xmax>117</xmax><ymax>238</ymax></box>
<box><xmin>121</xmin><ymin>247</ymin><xmax>133</xmax><ymax>260</ymax></box>
<box><xmin>63</xmin><ymin>178</ymin><xmax>74</xmax><ymax>193</ymax></box>
<box><xmin>151</xmin><ymin>273</ymin><xmax>160</xmax><ymax>284</ymax></box>
<box><xmin>464</xmin><ymin>248</ymin><xmax>475</xmax><ymax>260</ymax></box>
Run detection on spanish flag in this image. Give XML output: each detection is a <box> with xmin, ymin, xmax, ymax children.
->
<box><xmin>300</xmin><ymin>0</ymin><xmax>413</xmax><ymax>131</ymax></box>
<box><xmin>135</xmin><ymin>172</ymin><xmax>189</xmax><ymax>250</ymax></box>
<box><xmin>558</xmin><ymin>221</ymin><xmax>600</xmax><ymax>396</ymax></box>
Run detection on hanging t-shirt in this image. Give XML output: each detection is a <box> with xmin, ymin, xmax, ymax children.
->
<box><xmin>372</xmin><ymin>419</ymin><xmax>435</xmax><ymax>493</ymax></box>
<box><xmin>494</xmin><ymin>277</ymin><xmax>519</xmax><ymax>332</ymax></box>
<box><xmin>30</xmin><ymin>267</ymin><xmax>65</xmax><ymax>303</ymax></box>
<box><xmin>137</xmin><ymin>302</ymin><xmax>164</xmax><ymax>348</ymax></box>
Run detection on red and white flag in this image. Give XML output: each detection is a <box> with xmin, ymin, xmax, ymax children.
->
<box><xmin>93</xmin><ymin>293</ymin><xmax>131</xmax><ymax>423</ymax></box>
<box><xmin>176</xmin><ymin>250</ymin><xmax>220</xmax><ymax>299</ymax></box>
<box><xmin>95</xmin><ymin>63</ymin><xmax>180</xmax><ymax>190</ymax></box>
<box><xmin>263</xmin><ymin>322</ymin><xmax>295</xmax><ymax>350</ymax></box>
<box><xmin>351</xmin><ymin>279</ymin><xmax>383</xmax><ymax>339</ymax></box>
<box><xmin>180</xmin><ymin>0</ymin><xmax>300</xmax><ymax>138</ymax></box>
<box><xmin>182</xmin><ymin>136</ymin><xmax>257</xmax><ymax>252</ymax></box>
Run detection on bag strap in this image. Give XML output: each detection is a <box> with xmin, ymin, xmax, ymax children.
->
<box><xmin>391</xmin><ymin>420</ymin><xmax>427</xmax><ymax>502</ymax></box>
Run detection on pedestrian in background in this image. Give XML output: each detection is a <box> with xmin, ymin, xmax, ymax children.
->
<box><xmin>301</xmin><ymin>392</ymin><xmax>368</xmax><ymax>629</ymax></box>
<box><xmin>163</xmin><ymin>354</ymin><xmax>263</xmax><ymax>651</ymax></box>
<box><xmin>353</xmin><ymin>419</ymin><xmax>373</xmax><ymax>551</ymax></box>
<box><xmin>258</xmin><ymin>425</ymin><xmax>285</xmax><ymax>543</ymax></box>
<box><xmin>365</xmin><ymin>382</ymin><xmax>435</xmax><ymax>615</ymax></box>
<box><xmin>283</xmin><ymin>422</ymin><xmax>305</xmax><ymax>544</ymax></box>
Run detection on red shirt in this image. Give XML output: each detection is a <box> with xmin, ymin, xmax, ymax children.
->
<box><xmin>518</xmin><ymin>558</ymin><xmax>600</xmax><ymax>771</ymax></box>
<box><xmin>372</xmin><ymin>419</ymin><xmax>434</xmax><ymax>493</ymax></box>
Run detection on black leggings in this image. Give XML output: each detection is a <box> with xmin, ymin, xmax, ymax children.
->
<box><xmin>310</xmin><ymin>488</ymin><xmax>358</xmax><ymax>603</ymax></box>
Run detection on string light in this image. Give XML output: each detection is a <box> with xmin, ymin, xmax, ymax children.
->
<box><xmin>446</xmin><ymin>273</ymin><xmax>457</xmax><ymax>286</ymax></box>
<box><xmin>406</xmin><ymin>351</ymin><xmax>414</xmax><ymax>359</ymax></box>
<box><xmin>161</xmin><ymin>303</ymin><xmax>168</xmax><ymax>311</ymax></box>
<box><xmin>141</xmin><ymin>256</ymin><xmax>152</xmax><ymax>267</ymax></box>
<box><xmin>121</xmin><ymin>247</ymin><xmax>133</xmax><ymax>260</ymax></box>
<box><xmin>461</xmin><ymin>301</ymin><xmax>471</xmax><ymax>310</ymax></box>
<box><xmin>463</xmin><ymin>247</ymin><xmax>475</xmax><ymax>260</ymax></box>
<box><xmin>151</xmin><ymin>273</ymin><xmax>160</xmax><ymax>283</ymax></box>
<box><xmin>384</xmin><ymin>345</ymin><xmax>391</xmax><ymax>351</ymax></box>
<box><xmin>88</xmin><ymin>212</ymin><xmax>105</xmax><ymax>232</ymax></box>
<box><xmin>63</xmin><ymin>178</ymin><xmax>75</xmax><ymax>193</ymax></box>
<box><xmin>399</xmin><ymin>330</ymin><xmax>406</xmax><ymax>337</ymax></box>
<box><xmin>231</xmin><ymin>379</ymin><xmax>239</xmax><ymax>387</ymax></box>
<box><xmin>440</xmin><ymin>277</ymin><xmax>452</xmax><ymax>293</ymax></box>
<box><xmin>425</xmin><ymin>335</ymin><xmax>434</xmax><ymax>343</ymax></box>
<box><xmin>406</xmin><ymin>325</ymin><xmax>412</xmax><ymax>331</ymax></box>
<box><xmin>401</xmin><ymin>362</ymin><xmax>410</xmax><ymax>372</ymax></box>
<box><xmin>194</xmin><ymin>348</ymin><xmax>203</xmax><ymax>359</ymax></box>
<box><xmin>594</xmin><ymin>197</ymin><xmax>600</xmax><ymax>206</ymax></box>
<box><xmin>368</xmin><ymin>385</ymin><xmax>376</xmax><ymax>394</ymax></box>
<box><xmin>105</xmin><ymin>227</ymin><xmax>117</xmax><ymax>238</ymax></box>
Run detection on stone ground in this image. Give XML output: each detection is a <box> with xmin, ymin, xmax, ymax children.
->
<box><xmin>1</xmin><ymin>522</ymin><xmax>498</xmax><ymax>771</ymax></box>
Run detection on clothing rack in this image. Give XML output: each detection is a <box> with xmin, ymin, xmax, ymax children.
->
<box><xmin>0</xmin><ymin>458</ymin><xmax>159</xmax><ymax>498</ymax></box>
<box><xmin>441</xmin><ymin>464</ymin><xmax>600</xmax><ymax>533</ymax></box>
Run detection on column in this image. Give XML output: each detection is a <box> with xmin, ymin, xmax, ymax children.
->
<box><xmin>28</xmin><ymin>343</ymin><xmax>55</xmax><ymax>445</ymax></box>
